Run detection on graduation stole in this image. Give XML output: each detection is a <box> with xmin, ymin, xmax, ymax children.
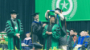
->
<box><xmin>32</xmin><ymin>21</ymin><xmax>41</xmax><ymax>24</ymax></box>
<box><xmin>78</xmin><ymin>36</ymin><xmax>85</xmax><ymax>45</ymax></box>
<box><xmin>85</xmin><ymin>36</ymin><xmax>90</xmax><ymax>47</ymax></box>
<box><xmin>10</xmin><ymin>19</ymin><xmax>21</xmax><ymax>32</ymax></box>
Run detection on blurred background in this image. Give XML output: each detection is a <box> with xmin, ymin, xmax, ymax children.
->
<box><xmin>0</xmin><ymin>0</ymin><xmax>90</xmax><ymax>40</ymax></box>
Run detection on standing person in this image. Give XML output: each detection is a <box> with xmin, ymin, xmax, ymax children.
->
<box><xmin>42</xmin><ymin>15</ymin><xmax>60</xmax><ymax>50</ymax></box>
<box><xmin>66</xmin><ymin>30</ymin><xmax>70</xmax><ymax>43</ymax></box>
<box><xmin>5</xmin><ymin>10</ymin><xmax>23</xmax><ymax>50</ymax></box>
<box><xmin>45</xmin><ymin>8</ymin><xmax>66</xmax><ymax>36</ymax></box>
<box><xmin>31</xmin><ymin>13</ymin><xmax>46</xmax><ymax>49</ymax></box>
<box><xmin>45</xmin><ymin>8</ymin><xmax>66</xmax><ymax>50</ymax></box>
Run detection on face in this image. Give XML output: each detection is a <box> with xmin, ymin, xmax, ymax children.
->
<box><xmin>11</xmin><ymin>14</ymin><xmax>17</xmax><ymax>19</ymax></box>
<box><xmin>74</xmin><ymin>32</ymin><xmax>77</xmax><ymax>35</ymax></box>
<box><xmin>26</xmin><ymin>33</ymin><xmax>30</xmax><ymax>37</ymax></box>
<box><xmin>70</xmin><ymin>30</ymin><xmax>74</xmax><ymax>35</ymax></box>
<box><xmin>34</xmin><ymin>15</ymin><xmax>39</xmax><ymax>20</ymax></box>
<box><xmin>50</xmin><ymin>17</ymin><xmax>55</xmax><ymax>23</ymax></box>
<box><xmin>80</xmin><ymin>31</ymin><xmax>85</xmax><ymax>36</ymax></box>
<box><xmin>85</xmin><ymin>32</ymin><xmax>89</xmax><ymax>36</ymax></box>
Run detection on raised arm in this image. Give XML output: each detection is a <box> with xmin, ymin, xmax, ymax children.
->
<box><xmin>55</xmin><ymin>11</ymin><xmax>64</xmax><ymax>21</ymax></box>
<box><xmin>45</xmin><ymin>10</ymin><xmax>50</xmax><ymax>20</ymax></box>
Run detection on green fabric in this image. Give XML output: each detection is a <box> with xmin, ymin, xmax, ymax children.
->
<box><xmin>6</xmin><ymin>19</ymin><xmax>23</xmax><ymax>50</ymax></box>
<box><xmin>67</xmin><ymin>30</ymin><xmax>70</xmax><ymax>33</ymax></box>
<box><xmin>42</xmin><ymin>24</ymin><xmax>60</xmax><ymax>49</ymax></box>
<box><xmin>13</xmin><ymin>20</ymin><xmax>19</xmax><ymax>36</ymax></box>
<box><xmin>67</xmin><ymin>35</ymin><xmax>70</xmax><ymax>41</ymax></box>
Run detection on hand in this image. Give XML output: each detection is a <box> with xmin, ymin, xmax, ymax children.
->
<box><xmin>16</xmin><ymin>33</ymin><xmax>20</xmax><ymax>38</ymax></box>
<box><xmin>42</xmin><ymin>24</ymin><xmax>46</xmax><ymax>27</ymax></box>
<box><xmin>17</xmin><ymin>36</ymin><xmax>20</xmax><ymax>38</ymax></box>
<box><xmin>46</xmin><ymin>10</ymin><xmax>50</xmax><ymax>13</ymax></box>
<box><xmin>76</xmin><ymin>45</ymin><xmax>82</xmax><ymax>48</ymax></box>
<box><xmin>16</xmin><ymin>33</ymin><xmax>20</xmax><ymax>36</ymax></box>
<box><xmin>49</xmin><ymin>32</ymin><xmax>52</xmax><ymax>35</ymax></box>
<box><xmin>46</xmin><ymin>31</ymin><xmax>52</xmax><ymax>35</ymax></box>
<box><xmin>26</xmin><ymin>45</ymin><xmax>28</xmax><ymax>46</ymax></box>
<box><xmin>78</xmin><ymin>45</ymin><xmax>82</xmax><ymax>47</ymax></box>
<box><xmin>55</xmin><ymin>10</ymin><xmax>60</xmax><ymax>14</ymax></box>
<box><xmin>46</xmin><ymin>31</ymin><xmax>49</xmax><ymax>34</ymax></box>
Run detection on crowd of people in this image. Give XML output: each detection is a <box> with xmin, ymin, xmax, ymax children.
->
<box><xmin>67</xmin><ymin>30</ymin><xmax>90</xmax><ymax>50</ymax></box>
<box><xmin>5</xmin><ymin>8</ymin><xmax>90</xmax><ymax>50</ymax></box>
<box><xmin>22</xmin><ymin>29</ymin><xmax>90</xmax><ymax>50</ymax></box>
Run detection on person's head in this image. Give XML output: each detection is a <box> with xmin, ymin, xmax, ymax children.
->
<box><xmin>70</xmin><ymin>29</ymin><xmax>75</xmax><ymax>35</ymax></box>
<box><xmin>55</xmin><ymin>8</ymin><xmax>62</xmax><ymax>13</ymax></box>
<box><xmin>55</xmin><ymin>8</ymin><xmax>63</xmax><ymax>16</ymax></box>
<box><xmin>10</xmin><ymin>10</ymin><xmax>17</xmax><ymax>19</ymax></box>
<box><xmin>26</xmin><ymin>32</ymin><xmax>31</xmax><ymax>37</ymax></box>
<box><xmin>85</xmin><ymin>31</ymin><xmax>89</xmax><ymax>36</ymax></box>
<box><xmin>80</xmin><ymin>31</ymin><xmax>85</xmax><ymax>36</ymax></box>
<box><xmin>74</xmin><ymin>32</ymin><xmax>77</xmax><ymax>36</ymax></box>
<box><xmin>33</xmin><ymin>13</ymin><xmax>39</xmax><ymax>20</ymax></box>
<box><xmin>50</xmin><ymin>15</ymin><xmax>55</xmax><ymax>23</ymax></box>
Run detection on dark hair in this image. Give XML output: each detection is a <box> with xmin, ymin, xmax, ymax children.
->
<box><xmin>32</xmin><ymin>13</ymin><xmax>39</xmax><ymax>17</ymax></box>
<box><xmin>70</xmin><ymin>28</ymin><xmax>75</xmax><ymax>32</ymax></box>
<box><xmin>50</xmin><ymin>15</ymin><xmax>55</xmax><ymax>17</ymax></box>
<box><xmin>55</xmin><ymin>8</ymin><xmax>62</xmax><ymax>13</ymax></box>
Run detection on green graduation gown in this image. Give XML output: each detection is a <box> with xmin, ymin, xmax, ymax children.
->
<box><xmin>6</xmin><ymin>19</ymin><xmax>23</xmax><ymax>50</ymax></box>
<box><xmin>42</xmin><ymin>24</ymin><xmax>60</xmax><ymax>50</ymax></box>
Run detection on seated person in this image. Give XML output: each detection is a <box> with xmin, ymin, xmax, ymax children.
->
<box><xmin>74</xmin><ymin>31</ymin><xmax>86</xmax><ymax>50</ymax></box>
<box><xmin>59</xmin><ymin>30</ymin><xmax>70</xmax><ymax>50</ymax></box>
<box><xmin>67</xmin><ymin>29</ymin><xmax>76</xmax><ymax>50</ymax></box>
<box><xmin>22</xmin><ymin>32</ymin><xmax>32</xmax><ymax>50</ymax></box>
<box><xmin>73</xmin><ymin>32</ymin><xmax>78</xmax><ymax>43</ymax></box>
<box><xmin>81</xmin><ymin>31</ymin><xmax>90</xmax><ymax>50</ymax></box>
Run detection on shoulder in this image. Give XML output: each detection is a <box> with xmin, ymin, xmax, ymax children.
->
<box><xmin>31</xmin><ymin>22</ymin><xmax>37</xmax><ymax>26</ymax></box>
<box><xmin>32</xmin><ymin>22</ymin><xmax>35</xmax><ymax>24</ymax></box>
<box><xmin>25</xmin><ymin>37</ymin><xmax>31</xmax><ymax>40</ymax></box>
<box><xmin>17</xmin><ymin>19</ymin><xmax>21</xmax><ymax>22</ymax></box>
<box><xmin>6</xmin><ymin>20</ymin><xmax>11</xmax><ymax>23</ymax></box>
<box><xmin>53</xmin><ymin>24</ymin><xmax>59</xmax><ymax>27</ymax></box>
<box><xmin>54</xmin><ymin>24</ymin><xmax>59</xmax><ymax>26</ymax></box>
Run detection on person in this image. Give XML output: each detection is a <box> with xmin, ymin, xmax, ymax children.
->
<box><xmin>5</xmin><ymin>10</ymin><xmax>23</xmax><ymax>50</ymax></box>
<box><xmin>74</xmin><ymin>31</ymin><xmax>86</xmax><ymax>50</ymax></box>
<box><xmin>73</xmin><ymin>32</ymin><xmax>78</xmax><ymax>44</ymax></box>
<box><xmin>45</xmin><ymin>8</ymin><xmax>66</xmax><ymax>50</ymax></box>
<box><xmin>66</xmin><ymin>30</ymin><xmax>70</xmax><ymax>44</ymax></box>
<box><xmin>59</xmin><ymin>30</ymin><xmax>70</xmax><ymax>50</ymax></box>
<box><xmin>22</xmin><ymin>32</ymin><xmax>32</xmax><ymax>50</ymax></box>
<box><xmin>67</xmin><ymin>29</ymin><xmax>76</xmax><ymax>50</ymax></box>
<box><xmin>31</xmin><ymin>13</ymin><xmax>46</xmax><ymax>49</ymax></box>
<box><xmin>42</xmin><ymin>15</ymin><xmax>60</xmax><ymax>50</ymax></box>
<box><xmin>81</xmin><ymin>31</ymin><xmax>90</xmax><ymax>50</ymax></box>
